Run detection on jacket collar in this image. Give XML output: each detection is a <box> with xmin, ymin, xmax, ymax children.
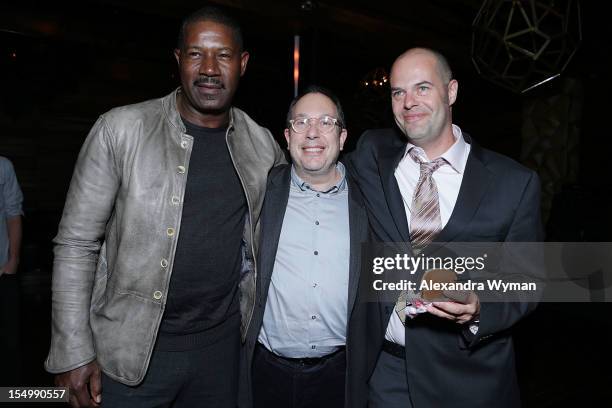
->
<box><xmin>378</xmin><ymin>134</ymin><xmax>411</xmax><ymax>243</ymax></box>
<box><xmin>377</xmin><ymin>128</ymin><xmax>492</xmax><ymax>245</ymax></box>
<box><xmin>163</xmin><ymin>87</ymin><xmax>237</xmax><ymax>135</ymax></box>
<box><xmin>433</xmin><ymin>134</ymin><xmax>492</xmax><ymax>244</ymax></box>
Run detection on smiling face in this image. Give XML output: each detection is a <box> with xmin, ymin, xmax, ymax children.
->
<box><xmin>174</xmin><ymin>20</ymin><xmax>249</xmax><ymax>127</ymax></box>
<box><xmin>390</xmin><ymin>49</ymin><xmax>457</xmax><ymax>151</ymax></box>
<box><xmin>285</xmin><ymin>92</ymin><xmax>347</xmax><ymax>185</ymax></box>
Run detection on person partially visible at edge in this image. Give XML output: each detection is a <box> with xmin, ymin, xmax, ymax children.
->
<box><xmin>0</xmin><ymin>156</ymin><xmax>24</xmax><ymax>385</ymax></box>
<box><xmin>45</xmin><ymin>6</ymin><xmax>285</xmax><ymax>407</ymax></box>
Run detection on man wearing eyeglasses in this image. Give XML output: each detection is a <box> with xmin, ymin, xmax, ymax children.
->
<box><xmin>238</xmin><ymin>85</ymin><xmax>369</xmax><ymax>408</ymax></box>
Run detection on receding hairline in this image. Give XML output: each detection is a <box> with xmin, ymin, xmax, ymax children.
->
<box><xmin>391</xmin><ymin>47</ymin><xmax>453</xmax><ymax>84</ymax></box>
<box><xmin>291</xmin><ymin>92</ymin><xmax>336</xmax><ymax>117</ymax></box>
<box><xmin>286</xmin><ymin>85</ymin><xmax>346</xmax><ymax>129</ymax></box>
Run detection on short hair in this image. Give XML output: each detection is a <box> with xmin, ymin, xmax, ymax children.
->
<box><xmin>177</xmin><ymin>5</ymin><xmax>243</xmax><ymax>51</ymax></box>
<box><xmin>286</xmin><ymin>85</ymin><xmax>346</xmax><ymax>129</ymax></box>
<box><xmin>429</xmin><ymin>48</ymin><xmax>453</xmax><ymax>84</ymax></box>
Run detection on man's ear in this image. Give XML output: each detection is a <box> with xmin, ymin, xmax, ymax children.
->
<box><xmin>284</xmin><ymin>128</ymin><xmax>291</xmax><ymax>148</ymax></box>
<box><xmin>240</xmin><ymin>51</ymin><xmax>250</xmax><ymax>77</ymax></box>
<box><xmin>174</xmin><ymin>48</ymin><xmax>181</xmax><ymax>66</ymax></box>
<box><xmin>448</xmin><ymin>79</ymin><xmax>458</xmax><ymax>106</ymax></box>
<box><xmin>339</xmin><ymin>129</ymin><xmax>348</xmax><ymax>151</ymax></box>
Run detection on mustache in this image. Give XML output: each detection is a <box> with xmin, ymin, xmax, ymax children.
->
<box><xmin>193</xmin><ymin>77</ymin><xmax>224</xmax><ymax>87</ymax></box>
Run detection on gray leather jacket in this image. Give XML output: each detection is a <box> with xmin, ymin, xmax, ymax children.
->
<box><xmin>45</xmin><ymin>89</ymin><xmax>285</xmax><ymax>385</ymax></box>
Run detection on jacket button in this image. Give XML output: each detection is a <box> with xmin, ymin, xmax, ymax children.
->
<box><xmin>160</xmin><ymin>258</ymin><xmax>168</xmax><ymax>268</ymax></box>
<box><xmin>166</xmin><ymin>227</ymin><xmax>175</xmax><ymax>237</ymax></box>
<box><xmin>153</xmin><ymin>291</ymin><xmax>163</xmax><ymax>300</ymax></box>
<box><xmin>177</xmin><ymin>165</ymin><xmax>185</xmax><ymax>174</ymax></box>
<box><xmin>180</xmin><ymin>140</ymin><xmax>188</xmax><ymax>149</ymax></box>
<box><xmin>171</xmin><ymin>196</ymin><xmax>180</xmax><ymax>205</ymax></box>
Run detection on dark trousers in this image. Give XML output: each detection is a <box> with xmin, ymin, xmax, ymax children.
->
<box><xmin>368</xmin><ymin>349</ymin><xmax>413</xmax><ymax>408</ymax></box>
<box><xmin>252</xmin><ymin>344</ymin><xmax>346</xmax><ymax>408</ymax></box>
<box><xmin>101</xmin><ymin>330</ymin><xmax>239</xmax><ymax>408</ymax></box>
<box><xmin>0</xmin><ymin>274</ymin><xmax>21</xmax><ymax>385</ymax></box>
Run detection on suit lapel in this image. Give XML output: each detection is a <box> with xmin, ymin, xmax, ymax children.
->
<box><xmin>376</xmin><ymin>143</ymin><xmax>411</xmax><ymax>329</ymax></box>
<box><xmin>346</xmin><ymin>179</ymin><xmax>368</xmax><ymax>320</ymax></box>
<box><xmin>435</xmin><ymin>139</ymin><xmax>492</xmax><ymax>243</ymax></box>
<box><xmin>257</xmin><ymin>166</ymin><xmax>291</xmax><ymax>304</ymax></box>
<box><xmin>378</xmin><ymin>146</ymin><xmax>411</xmax><ymax>243</ymax></box>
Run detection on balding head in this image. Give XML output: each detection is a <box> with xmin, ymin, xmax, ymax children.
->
<box><xmin>389</xmin><ymin>47</ymin><xmax>458</xmax><ymax>157</ymax></box>
<box><xmin>392</xmin><ymin>48</ymin><xmax>453</xmax><ymax>85</ymax></box>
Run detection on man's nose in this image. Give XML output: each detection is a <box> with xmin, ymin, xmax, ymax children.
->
<box><xmin>199</xmin><ymin>54</ymin><xmax>220</xmax><ymax>76</ymax></box>
<box><xmin>403</xmin><ymin>91</ymin><xmax>417</xmax><ymax>109</ymax></box>
<box><xmin>306</xmin><ymin>119</ymin><xmax>319</xmax><ymax>138</ymax></box>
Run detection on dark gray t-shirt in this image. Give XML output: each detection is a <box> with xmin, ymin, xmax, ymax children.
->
<box><xmin>159</xmin><ymin>120</ymin><xmax>246</xmax><ymax>342</ymax></box>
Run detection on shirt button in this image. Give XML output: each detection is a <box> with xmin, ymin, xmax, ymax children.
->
<box><xmin>177</xmin><ymin>165</ymin><xmax>186</xmax><ymax>174</ymax></box>
<box><xmin>180</xmin><ymin>140</ymin><xmax>188</xmax><ymax>149</ymax></box>
<box><xmin>171</xmin><ymin>196</ymin><xmax>180</xmax><ymax>205</ymax></box>
<box><xmin>153</xmin><ymin>291</ymin><xmax>163</xmax><ymax>300</ymax></box>
<box><xmin>166</xmin><ymin>227</ymin><xmax>175</xmax><ymax>237</ymax></box>
<box><xmin>313</xmin><ymin>283</ymin><xmax>317</xmax><ymax>288</ymax></box>
<box><xmin>315</xmin><ymin>220</ymin><xmax>319</xmax><ymax>225</ymax></box>
<box><xmin>316</xmin><ymin>193</ymin><xmax>320</xmax><ymax>197</ymax></box>
<box><xmin>311</xmin><ymin>315</ymin><xmax>316</xmax><ymax>320</ymax></box>
<box><xmin>311</xmin><ymin>345</ymin><xmax>316</xmax><ymax>350</ymax></box>
<box><xmin>314</xmin><ymin>251</ymin><xmax>318</xmax><ymax>255</ymax></box>
<box><xmin>160</xmin><ymin>258</ymin><xmax>169</xmax><ymax>268</ymax></box>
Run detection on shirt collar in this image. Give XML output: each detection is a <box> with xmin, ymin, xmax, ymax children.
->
<box><xmin>404</xmin><ymin>124</ymin><xmax>469</xmax><ymax>174</ymax></box>
<box><xmin>290</xmin><ymin>162</ymin><xmax>347</xmax><ymax>194</ymax></box>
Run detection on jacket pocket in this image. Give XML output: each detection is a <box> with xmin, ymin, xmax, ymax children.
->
<box><xmin>90</xmin><ymin>242</ymin><xmax>109</xmax><ymax>313</ymax></box>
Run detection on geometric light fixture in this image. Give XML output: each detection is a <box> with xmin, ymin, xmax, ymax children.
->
<box><xmin>472</xmin><ymin>0</ymin><xmax>582</xmax><ymax>93</ymax></box>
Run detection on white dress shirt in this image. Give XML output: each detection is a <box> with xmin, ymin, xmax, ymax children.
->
<box><xmin>385</xmin><ymin>124</ymin><xmax>471</xmax><ymax>346</ymax></box>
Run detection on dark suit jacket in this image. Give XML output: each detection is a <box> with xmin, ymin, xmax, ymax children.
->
<box><xmin>346</xmin><ymin>128</ymin><xmax>544</xmax><ymax>408</ymax></box>
<box><xmin>238</xmin><ymin>164</ymin><xmax>370</xmax><ymax>408</ymax></box>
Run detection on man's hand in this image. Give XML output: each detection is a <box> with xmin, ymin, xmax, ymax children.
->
<box><xmin>0</xmin><ymin>258</ymin><xmax>19</xmax><ymax>275</ymax></box>
<box><xmin>55</xmin><ymin>361</ymin><xmax>102</xmax><ymax>408</ymax></box>
<box><xmin>426</xmin><ymin>290</ymin><xmax>480</xmax><ymax>325</ymax></box>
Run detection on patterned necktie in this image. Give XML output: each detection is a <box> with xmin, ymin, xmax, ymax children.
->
<box><xmin>395</xmin><ymin>148</ymin><xmax>447</xmax><ymax>324</ymax></box>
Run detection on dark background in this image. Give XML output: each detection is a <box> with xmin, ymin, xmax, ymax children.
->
<box><xmin>1</xmin><ymin>0</ymin><xmax>611</xmax><ymax>406</ymax></box>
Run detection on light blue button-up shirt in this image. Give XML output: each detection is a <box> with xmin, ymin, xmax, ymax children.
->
<box><xmin>258</xmin><ymin>163</ymin><xmax>350</xmax><ymax>358</ymax></box>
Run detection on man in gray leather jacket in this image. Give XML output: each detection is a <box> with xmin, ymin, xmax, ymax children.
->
<box><xmin>45</xmin><ymin>6</ymin><xmax>285</xmax><ymax>407</ymax></box>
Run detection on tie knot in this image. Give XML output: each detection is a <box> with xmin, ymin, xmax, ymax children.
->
<box><xmin>408</xmin><ymin>149</ymin><xmax>447</xmax><ymax>174</ymax></box>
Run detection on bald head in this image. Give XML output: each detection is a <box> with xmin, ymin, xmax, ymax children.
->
<box><xmin>392</xmin><ymin>48</ymin><xmax>453</xmax><ymax>85</ymax></box>
<box><xmin>388</xmin><ymin>47</ymin><xmax>458</xmax><ymax>157</ymax></box>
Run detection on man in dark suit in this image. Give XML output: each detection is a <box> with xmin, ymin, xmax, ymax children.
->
<box><xmin>238</xmin><ymin>86</ymin><xmax>369</xmax><ymax>408</ymax></box>
<box><xmin>347</xmin><ymin>48</ymin><xmax>543</xmax><ymax>407</ymax></box>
